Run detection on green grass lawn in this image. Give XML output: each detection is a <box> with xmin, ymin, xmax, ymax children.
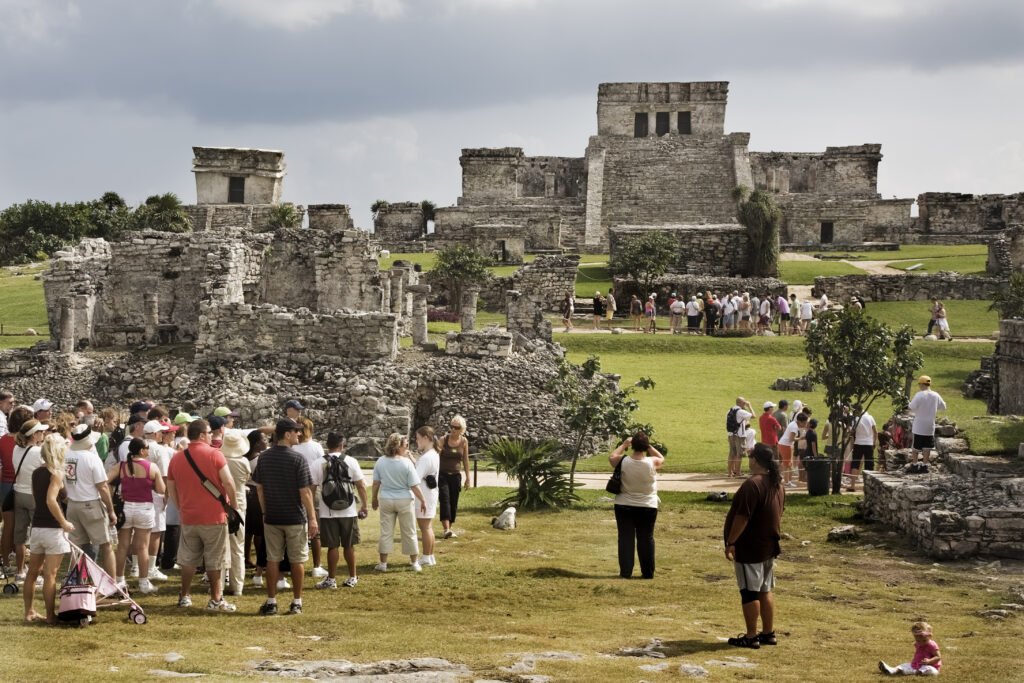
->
<box><xmin>777</xmin><ymin>259</ymin><xmax>866</xmax><ymax>285</ymax></box>
<box><xmin>558</xmin><ymin>334</ymin><xmax>1016</xmax><ymax>472</ymax></box>
<box><xmin>864</xmin><ymin>300</ymin><xmax>1000</xmax><ymax>338</ymax></box>
<box><xmin>575</xmin><ymin>264</ymin><xmax>613</xmax><ymax>297</ymax></box>
<box><xmin>378</xmin><ymin>251</ymin><xmax>437</xmax><ymax>271</ymax></box>
<box><xmin>839</xmin><ymin>244</ymin><xmax>989</xmax><ymax>261</ymax></box>
<box><xmin>0</xmin><ymin>264</ymin><xmax>50</xmax><ymax>348</ymax></box>
<box><xmin>1</xmin><ymin>488</ymin><xmax>1020</xmax><ymax>682</ymax></box>
<box><xmin>888</xmin><ymin>255</ymin><xmax>991</xmax><ymax>277</ymax></box>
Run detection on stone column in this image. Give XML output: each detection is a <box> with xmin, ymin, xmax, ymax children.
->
<box><xmin>460</xmin><ymin>286</ymin><xmax>480</xmax><ymax>332</ymax></box>
<box><xmin>381</xmin><ymin>277</ymin><xmax>392</xmax><ymax>313</ymax></box>
<box><xmin>390</xmin><ymin>271</ymin><xmax>405</xmax><ymax>316</ymax></box>
<box><xmin>408</xmin><ymin>284</ymin><xmax>431</xmax><ymax>345</ymax></box>
<box><xmin>144</xmin><ymin>292</ymin><xmax>159</xmax><ymax>344</ymax></box>
<box><xmin>59</xmin><ymin>297</ymin><xmax>75</xmax><ymax>353</ymax></box>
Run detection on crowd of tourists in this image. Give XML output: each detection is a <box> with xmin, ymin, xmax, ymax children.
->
<box><xmin>0</xmin><ymin>392</ymin><xmax>474</xmax><ymax>621</ymax></box>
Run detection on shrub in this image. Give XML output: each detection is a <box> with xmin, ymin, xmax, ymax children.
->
<box><xmin>427</xmin><ymin>308</ymin><xmax>459</xmax><ymax>323</ymax></box>
<box><xmin>483</xmin><ymin>438</ymin><xmax>582</xmax><ymax>510</ymax></box>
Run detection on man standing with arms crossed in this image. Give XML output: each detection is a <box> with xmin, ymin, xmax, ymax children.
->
<box><xmin>252</xmin><ymin>418</ymin><xmax>318</xmax><ymax>616</ymax></box>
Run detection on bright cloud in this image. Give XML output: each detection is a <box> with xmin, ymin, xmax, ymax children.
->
<box><xmin>200</xmin><ymin>0</ymin><xmax>405</xmax><ymax>29</ymax></box>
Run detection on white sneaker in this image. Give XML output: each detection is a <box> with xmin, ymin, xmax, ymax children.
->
<box><xmin>785</xmin><ymin>481</ymin><xmax>797</xmax><ymax>488</ymax></box>
<box><xmin>342</xmin><ymin>576</ymin><xmax>358</xmax><ymax>588</ymax></box>
<box><xmin>35</xmin><ymin>575</ymin><xmax>44</xmax><ymax>587</ymax></box>
<box><xmin>137</xmin><ymin>578</ymin><xmax>158</xmax><ymax>594</ymax></box>
<box><xmin>252</xmin><ymin>575</ymin><xmax>264</xmax><ymax>587</ymax></box>
<box><xmin>149</xmin><ymin>568</ymin><xmax>169</xmax><ymax>581</ymax></box>
<box><xmin>411</xmin><ymin>561</ymin><xmax>422</xmax><ymax>572</ymax></box>
<box><xmin>427</xmin><ymin>555</ymin><xmax>437</xmax><ymax>566</ymax></box>
<box><xmin>374</xmin><ymin>562</ymin><xmax>387</xmax><ymax>572</ymax></box>
<box><xmin>311</xmin><ymin>566</ymin><xmax>328</xmax><ymax>579</ymax></box>
<box><xmin>276</xmin><ymin>578</ymin><xmax>291</xmax><ymax>590</ymax></box>
<box><xmin>130</xmin><ymin>564</ymin><xmax>139</xmax><ymax>578</ymax></box>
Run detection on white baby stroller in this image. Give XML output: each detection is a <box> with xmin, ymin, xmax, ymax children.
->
<box><xmin>59</xmin><ymin>538</ymin><xmax>147</xmax><ymax>625</ymax></box>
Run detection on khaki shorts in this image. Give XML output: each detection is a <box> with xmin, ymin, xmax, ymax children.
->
<box><xmin>178</xmin><ymin>524</ymin><xmax>229</xmax><ymax>570</ymax></box>
<box><xmin>265</xmin><ymin>523</ymin><xmax>309</xmax><ymax>564</ymax></box>
<box><xmin>606</xmin><ymin>310</ymin><xmax>614</xmax><ymax>320</ymax></box>
<box><xmin>728</xmin><ymin>435</ymin><xmax>746</xmax><ymax>461</ymax></box>
<box><xmin>319</xmin><ymin>517</ymin><xmax>360</xmax><ymax>549</ymax></box>
<box><xmin>67</xmin><ymin>499</ymin><xmax>111</xmax><ymax>546</ymax></box>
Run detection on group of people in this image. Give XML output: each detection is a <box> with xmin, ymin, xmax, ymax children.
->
<box><xmin>724</xmin><ymin>375</ymin><xmax>947</xmax><ymax>490</ymax></box>
<box><xmin>0</xmin><ymin>391</ymin><xmax>476</xmax><ymax>621</ymax></box>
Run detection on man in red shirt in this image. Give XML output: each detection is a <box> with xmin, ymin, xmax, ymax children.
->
<box><xmin>758</xmin><ymin>401</ymin><xmax>781</xmax><ymax>458</ymax></box>
<box><xmin>166</xmin><ymin>418</ymin><xmax>238</xmax><ymax>612</ymax></box>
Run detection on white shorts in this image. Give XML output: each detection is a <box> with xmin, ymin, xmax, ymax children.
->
<box><xmin>30</xmin><ymin>526</ymin><xmax>70</xmax><ymax>555</ymax></box>
<box><xmin>417</xmin><ymin>488</ymin><xmax>439</xmax><ymax>520</ymax></box>
<box><xmin>123</xmin><ymin>501</ymin><xmax>155</xmax><ymax>530</ymax></box>
<box><xmin>151</xmin><ymin>493</ymin><xmax>167</xmax><ymax>533</ymax></box>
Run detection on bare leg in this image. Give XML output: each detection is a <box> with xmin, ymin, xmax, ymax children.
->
<box><xmin>0</xmin><ymin>510</ymin><xmax>14</xmax><ymax>564</ymax></box>
<box><xmin>133</xmin><ymin>529</ymin><xmax>152</xmax><ymax>579</ymax></box>
<box><xmin>310</xmin><ymin>537</ymin><xmax>322</xmax><ymax>570</ymax></box>
<box><xmin>206</xmin><ymin>569</ymin><xmax>222</xmax><ymax>601</ymax></box>
<box><xmin>114</xmin><ymin>527</ymin><xmax>132</xmax><ymax>580</ymax></box>
<box><xmin>417</xmin><ymin>517</ymin><xmax>434</xmax><ymax>558</ymax></box>
<box><xmin>179</xmin><ymin>566</ymin><xmax>195</xmax><ymax>598</ymax></box>
<box><xmin>326</xmin><ymin>547</ymin><xmax>340</xmax><ymax>579</ymax></box>
<box><xmin>98</xmin><ymin>542</ymin><xmax>116</xmax><ymax>579</ymax></box>
<box><xmin>15</xmin><ymin>543</ymin><xmax>25</xmax><ymax>575</ymax></box>
<box><xmin>41</xmin><ymin>554</ymin><xmax>63</xmax><ymax>623</ymax></box>
<box><xmin>741</xmin><ymin>599</ymin><xmax>760</xmax><ymax>638</ymax></box>
<box><xmin>265</xmin><ymin>561</ymin><xmax>279</xmax><ymax>599</ymax></box>
<box><xmin>343</xmin><ymin>546</ymin><xmax>357</xmax><ymax>578</ymax></box>
<box><xmin>759</xmin><ymin>591</ymin><xmax>774</xmax><ymax>634</ymax></box>
<box><xmin>922</xmin><ymin>448</ymin><xmax>932</xmax><ymax>465</ymax></box>
<box><xmin>290</xmin><ymin>562</ymin><xmax>304</xmax><ymax>599</ymax></box>
<box><xmin>23</xmin><ymin>552</ymin><xmax>45</xmax><ymax>621</ymax></box>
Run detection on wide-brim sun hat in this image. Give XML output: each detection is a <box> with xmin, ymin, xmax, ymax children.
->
<box><xmin>221</xmin><ymin>431</ymin><xmax>249</xmax><ymax>459</ymax></box>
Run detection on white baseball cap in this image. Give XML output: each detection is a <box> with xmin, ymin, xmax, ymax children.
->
<box><xmin>763</xmin><ymin>401</ymin><xmax>776</xmax><ymax>409</ymax></box>
<box><xmin>143</xmin><ymin>419</ymin><xmax>164</xmax><ymax>435</ymax></box>
<box><xmin>33</xmin><ymin>398</ymin><xmax>53</xmax><ymax>412</ymax></box>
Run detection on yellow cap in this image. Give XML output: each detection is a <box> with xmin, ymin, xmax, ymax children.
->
<box><xmin>918</xmin><ymin>375</ymin><xmax>931</xmax><ymax>385</ymax></box>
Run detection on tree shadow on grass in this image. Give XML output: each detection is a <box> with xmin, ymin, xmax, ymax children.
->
<box><xmin>525</xmin><ymin>567</ymin><xmax>620</xmax><ymax>580</ymax></box>
<box><xmin>657</xmin><ymin>640</ymin><xmax>735</xmax><ymax>657</ymax></box>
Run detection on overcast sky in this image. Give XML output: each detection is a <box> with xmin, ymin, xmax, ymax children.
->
<box><xmin>1</xmin><ymin>0</ymin><xmax>1022</xmax><ymax>228</ymax></box>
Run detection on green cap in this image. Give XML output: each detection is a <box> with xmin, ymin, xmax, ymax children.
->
<box><xmin>173</xmin><ymin>412</ymin><xmax>197</xmax><ymax>425</ymax></box>
<box><xmin>213</xmin><ymin>406</ymin><xmax>237</xmax><ymax>417</ymax></box>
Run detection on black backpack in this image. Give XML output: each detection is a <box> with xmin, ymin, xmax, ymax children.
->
<box><xmin>726</xmin><ymin>407</ymin><xmax>741</xmax><ymax>434</ymax></box>
<box><xmin>321</xmin><ymin>455</ymin><xmax>356</xmax><ymax>511</ymax></box>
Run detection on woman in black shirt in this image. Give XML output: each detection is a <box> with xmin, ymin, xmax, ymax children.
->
<box><xmin>24</xmin><ymin>434</ymin><xmax>74</xmax><ymax>624</ymax></box>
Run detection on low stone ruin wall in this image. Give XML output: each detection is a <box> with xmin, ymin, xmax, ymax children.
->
<box><xmin>195</xmin><ymin>303</ymin><xmax>398</xmax><ymax>364</ymax></box>
<box><xmin>429</xmin><ymin>254</ymin><xmax>579</xmax><ymax>313</ymax></box>
<box><xmin>614</xmin><ymin>276</ymin><xmax>788</xmax><ymax>313</ymax></box>
<box><xmin>610</xmin><ymin>225</ymin><xmax>758</xmax><ymax>278</ymax></box>
<box><xmin>990</xmin><ymin>320</ymin><xmax>1024</xmax><ymax>415</ymax></box>
<box><xmin>813</xmin><ymin>273</ymin><xmax>1006</xmax><ymax>301</ymax></box>
<box><xmin>862</xmin><ymin>449</ymin><xmax>1024</xmax><ymax>560</ymax></box>
<box><xmin>444</xmin><ymin>330</ymin><xmax>513</xmax><ymax>358</ymax></box>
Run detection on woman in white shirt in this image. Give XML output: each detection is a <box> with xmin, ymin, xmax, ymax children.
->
<box><xmin>412</xmin><ymin>426</ymin><xmax>440</xmax><ymax>567</ymax></box>
<box><xmin>608</xmin><ymin>431</ymin><xmax>664</xmax><ymax>579</ymax></box>
<box><xmin>11</xmin><ymin>420</ymin><xmax>48</xmax><ymax>580</ymax></box>
<box><xmin>293</xmin><ymin>417</ymin><xmax>328</xmax><ymax>581</ymax></box>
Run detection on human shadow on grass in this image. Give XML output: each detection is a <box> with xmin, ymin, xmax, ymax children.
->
<box><xmin>525</xmin><ymin>567</ymin><xmax>622</xmax><ymax>580</ymax></box>
<box><xmin>617</xmin><ymin>639</ymin><xmax>734</xmax><ymax>657</ymax></box>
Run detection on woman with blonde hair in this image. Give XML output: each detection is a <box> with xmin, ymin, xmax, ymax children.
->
<box><xmin>11</xmin><ymin>419</ymin><xmax>48</xmax><ymax>580</ymax></box>
<box><xmin>438</xmin><ymin>415</ymin><xmax>471</xmax><ymax>539</ymax></box>
<box><xmin>372</xmin><ymin>433</ymin><xmax>426</xmax><ymax>572</ymax></box>
<box><xmin>413</xmin><ymin>426</ymin><xmax>440</xmax><ymax>566</ymax></box>
<box><xmin>23</xmin><ymin>433</ymin><xmax>74</xmax><ymax>623</ymax></box>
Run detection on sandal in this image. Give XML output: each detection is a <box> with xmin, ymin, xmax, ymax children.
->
<box><xmin>757</xmin><ymin>631</ymin><xmax>777</xmax><ymax>645</ymax></box>
<box><xmin>727</xmin><ymin>634</ymin><xmax>760</xmax><ymax>649</ymax></box>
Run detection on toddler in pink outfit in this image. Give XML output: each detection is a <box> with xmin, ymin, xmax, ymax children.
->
<box><xmin>879</xmin><ymin>621</ymin><xmax>941</xmax><ymax>676</ymax></box>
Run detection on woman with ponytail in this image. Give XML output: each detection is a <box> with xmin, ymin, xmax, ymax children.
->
<box><xmin>413</xmin><ymin>426</ymin><xmax>440</xmax><ymax>566</ymax></box>
<box><xmin>722</xmin><ymin>442</ymin><xmax>786</xmax><ymax>650</ymax></box>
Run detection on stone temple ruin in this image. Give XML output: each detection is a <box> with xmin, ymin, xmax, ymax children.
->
<box><xmin>0</xmin><ymin>146</ymin><xmax>591</xmax><ymax>454</ymax></box>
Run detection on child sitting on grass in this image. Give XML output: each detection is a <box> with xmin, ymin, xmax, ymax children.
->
<box><xmin>879</xmin><ymin>621</ymin><xmax>941</xmax><ymax>676</ymax></box>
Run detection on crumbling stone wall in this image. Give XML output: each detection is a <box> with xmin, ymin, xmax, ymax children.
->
<box><xmin>459</xmin><ymin>148</ymin><xmax>585</xmax><ymax>204</ymax></box>
<box><xmin>373</xmin><ymin>202</ymin><xmax>425</xmax><ymax>248</ymax></box>
<box><xmin>433</xmin><ymin>202</ymin><xmax>583</xmax><ymax>252</ymax></box>
<box><xmin>610</xmin><ymin>225</ymin><xmax>760</xmax><ymax>278</ymax></box>
<box><xmin>990</xmin><ymin>320</ymin><xmax>1024</xmax><ymax>415</ymax></box>
<box><xmin>184</xmin><ymin>204</ymin><xmax>305</xmax><ymax>233</ymax></box>
<box><xmin>444</xmin><ymin>329</ymin><xmax>513</xmax><ymax>358</ymax></box>
<box><xmin>428</xmin><ymin>254</ymin><xmax>578</xmax><ymax>313</ymax></box>
<box><xmin>307</xmin><ymin>204</ymin><xmax>355</xmax><ymax>232</ymax></box>
<box><xmin>196</xmin><ymin>303</ymin><xmax>398</xmax><ymax>364</ymax></box>
<box><xmin>192</xmin><ymin>146</ymin><xmax>286</xmax><ymax>205</ymax></box>
<box><xmin>813</xmin><ymin>273</ymin><xmax>1007</xmax><ymax>302</ymax></box>
<box><xmin>751</xmin><ymin>145</ymin><xmax>882</xmax><ymax>198</ymax></box>
<box><xmin>987</xmin><ymin>226</ymin><xmax>1024</xmax><ymax>276</ymax></box>
<box><xmin>918</xmin><ymin>192</ymin><xmax>1023</xmax><ymax>234</ymax></box>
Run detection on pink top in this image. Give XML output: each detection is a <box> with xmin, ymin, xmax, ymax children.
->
<box><xmin>120</xmin><ymin>459</ymin><xmax>154</xmax><ymax>504</ymax></box>
<box><xmin>912</xmin><ymin>640</ymin><xmax>940</xmax><ymax>670</ymax></box>
<box><xmin>776</xmin><ymin>296</ymin><xmax>790</xmax><ymax>315</ymax></box>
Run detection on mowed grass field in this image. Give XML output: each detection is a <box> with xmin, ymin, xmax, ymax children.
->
<box><xmin>0</xmin><ymin>264</ymin><xmax>50</xmax><ymax>348</ymax></box>
<box><xmin>889</xmin><ymin>255</ymin><xmax>991</xmax><ymax>277</ymax></box>
<box><xmin>1</xmin><ymin>489</ymin><xmax>1022</xmax><ymax>682</ymax></box>
<box><xmin>776</xmin><ymin>259</ymin><xmax>866</xmax><ymax>285</ymax></box>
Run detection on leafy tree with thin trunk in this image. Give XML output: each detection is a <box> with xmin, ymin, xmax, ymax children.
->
<box><xmin>549</xmin><ymin>355</ymin><xmax>657</xmax><ymax>488</ymax></box>
<box><xmin>609</xmin><ymin>231</ymin><xmax>677</xmax><ymax>295</ymax></box>
<box><xmin>989</xmin><ymin>271</ymin><xmax>1024</xmax><ymax>320</ymax></box>
<box><xmin>734</xmin><ymin>186</ymin><xmax>781</xmax><ymax>277</ymax></box>
<box><xmin>804</xmin><ymin>307</ymin><xmax>923</xmax><ymax>493</ymax></box>
<box><xmin>432</xmin><ymin>244</ymin><xmax>493</xmax><ymax>312</ymax></box>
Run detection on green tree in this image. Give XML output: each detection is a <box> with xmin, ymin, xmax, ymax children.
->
<box><xmin>371</xmin><ymin>199</ymin><xmax>390</xmax><ymax>221</ymax></box>
<box><xmin>133</xmin><ymin>193</ymin><xmax>192</xmax><ymax>233</ymax></box>
<box><xmin>483</xmin><ymin>438</ymin><xmax>582</xmax><ymax>510</ymax></box>
<box><xmin>0</xmin><ymin>199</ymin><xmax>93</xmax><ymax>265</ymax></box>
<box><xmin>549</xmin><ymin>355</ymin><xmax>657</xmax><ymax>488</ymax></box>
<box><xmin>989</xmin><ymin>271</ymin><xmax>1024</xmax><ymax>319</ymax></box>
<box><xmin>267</xmin><ymin>203</ymin><xmax>301</xmax><ymax>230</ymax></box>
<box><xmin>735</xmin><ymin>186</ymin><xmax>781</xmax><ymax>277</ymax></box>
<box><xmin>432</xmin><ymin>244</ymin><xmax>493</xmax><ymax>311</ymax></box>
<box><xmin>804</xmin><ymin>307</ymin><xmax>923</xmax><ymax>493</ymax></box>
<box><xmin>421</xmin><ymin>199</ymin><xmax>436</xmax><ymax>232</ymax></box>
<box><xmin>609</xmin><ymin>231</ymin><xmax>676</xmax><ymax>295</ymax></box>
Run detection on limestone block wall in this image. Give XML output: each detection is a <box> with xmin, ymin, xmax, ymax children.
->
<box><xmin>986</xmin><ymin>226</ymin><xmax>1024</xmax><ymax>276</ymax></box>
<box><xmin>506</xmin><ymin>290</ymin><xmax>552</xmax><ymax>342</ymax></box>
<box><xmin>373</xmin><ymin>202</ymin><xmax>424</xmax><ymax>245</ymax></box>
<box><xmin>444</xmin><ymin>330</ymin><xmax>512</xmax><ymax>358</ymax></box>
<box><xmin>433</xmin><ymin>202</ymin><xmax>584</xmax><ymax>252</ymax></box>
<box><xmin>991</xmin><ymin>320</ymin><xmax>1024</xmax><ymax>415</ymax></box>
<box><xmin>917</xmin><ymin>192</ymin><xmax>1023</xmax><ymax>234</ymax></box>
<box><xmin>610</xmin><ymin>225</ymin><xmax>757</xmax><ymax>277</ymax></box>
<box><xmin>307</xmin><ymin>204</ymin><xmax>355</xmax><ymax>232</ymax></box>
<box><xmin>196</xmin><ymin>302</ymin><xmax>398</xmax><ymax>364</ymax></box>
<box><xmin>596</xmin><ymin>82</ymin><xmax>728</xmax><ymax>137</ymax></box>
<box><xmin>813</xmin><ymin>273</ymin><xmax>1007</xmax><ymax>302</ymax></box>
<box><xmin>751</xmin><ymin>145</ymin><xmax>882</xmax><ymax>197</ymax></box>
<box><xmin>613</xmin><ymin>276</ymin><xmax>788</xmax><ymax>314</ymax></box>
<box><xmin>192</xmin><ymin>147</ymin><xmax>285</xmax><ymax>205</ymax></box>
<box><xmin>184</xmin><ymin>204</ymin><xmax>305</xmax><ymax>233</ymax></box>
<box><xmin>587</xmin><ymin>134</ymin><xmax>747</xmax><ymax>240</ymax></box>
<box><xmin>460</xmin><ymin>148</ymin><xmax>522</xmax><ymax>203</ymax></box>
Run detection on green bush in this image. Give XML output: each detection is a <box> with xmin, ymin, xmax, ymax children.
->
<box><xmin>483</xmin><ymin>438</ymin><xmax>582</xmax><ymax>510</ymax></box>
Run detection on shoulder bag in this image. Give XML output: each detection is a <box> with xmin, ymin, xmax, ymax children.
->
<box><xmin>183</xmin><ymin>448</ymin><xmax>244</xmax><ymax>535</ymax></box>
<box><xmin>605</xmin><ymin>454</ymin><xmax>626</xmax><ymax>495</ymax></box>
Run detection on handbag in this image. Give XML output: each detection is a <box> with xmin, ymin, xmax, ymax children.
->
<box><xmin>2</xmin><ymin>448</ymin><xmax>31</xmax><ymax>512</ymax></box>
<box><xmin>183</xmin><ymin>448</ymin><xmax>244</xmax><ymax>535</ymax></box>
<box><xmin>424</xmin><ymin>474</ymin><xmax>437</xmax><ymax>489</ymax></box>
<box><xmin>605</xmin><ymin>454</ymin><xmax>626</xmax><ymax>495</ymax></box>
